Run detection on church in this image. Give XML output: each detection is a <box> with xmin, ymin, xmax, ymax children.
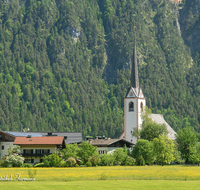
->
<box><xmin>119</xmin><ymin>32</ymin><xmax>176</xmax><ymax>144</ymax></box>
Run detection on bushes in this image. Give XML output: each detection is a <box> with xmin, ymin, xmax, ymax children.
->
<box><xmin>101</xmin><ymin>148</ymin><xmax>135</xmax><ymax>166</ymax></box>
<box><xmin>113</xmin><ymin>148</ymin><xmax>128</xmax><ymax>165</ymax></box>
<box><xmin>60</xmin><ymin>144</ymin><xmax>79</xmax><ymax>160</ymax></box>
<box><xmin>1</xmin><ymin>145</ymin><xmax>24</xmax><ymax>167</ymax></box>
<box><xmin>132</xmin><ymin>139</ymin><xmax>155</xmax><ymax>166</ymax></box>
<box><xmin>34</xmin><ymin>163</ymin><xmax>46</xmax><ymax>167</ymax></box>
<box><xmin>132</xmin><ymin>135</ymin><xmax>176</xmax><ymax>166</ymax></box>
<box><xmin>43</xmin><ymin>152</ymin><xmax>63</xmax><ymax>167</ymax></box>
<box><xmin>86</xmin><ymin>161</ymin><xmax>92</xmax><ymax>167</ymax></box>
<box><xmin>3</xmin><ymin>154</ymin><xmax>24</xmax><ymax>167</ymax></box>
<box><xmin>22</xmin><ymin>163</ymin><xmax>33</xmax><ymax>167</ymax></box>
<box><xmin>87</xmin><ymin>155</ymin><xmax>101</xmax><ymax>166</ymax></box>
<box><xmin>123</xmin><ymin>156</ymin><xmax>136</xmax><ymax>166</ymax></box>
<box><xmin>0</xmin><ymin>160</ymin><xmax>5</xmax><ymax>167</ymax></box>
<box><xmin>66</xmin><ymin>157</ymin><xmax>76</xmax><ymax>167</ymax></box>
<box><xmin>78</xmin><ymin>141</ymin><xmax>98</xmax><ymax>164</ymax></box>
<box><xmin>101</xmin><ymin>154</ymin><xmax>115</xmax><ymax>166</ymax></box>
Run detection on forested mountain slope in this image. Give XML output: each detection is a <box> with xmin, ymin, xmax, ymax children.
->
<box><xmin>0</xmin><ymin>0</ymin><xmax>199</xmax><ymax>138</ymax></box>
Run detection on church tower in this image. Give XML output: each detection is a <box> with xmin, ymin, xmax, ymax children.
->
<box><xmin>123</xmin><ymin>30</ymin><xmax>146</xmax><ymax>144</ymax></box>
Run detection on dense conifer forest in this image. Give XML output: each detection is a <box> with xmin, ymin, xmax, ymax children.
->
<box><xmin>0</xmin><ymin>0</ymin><xmax>199</xmax><ymax>138</ymax></box>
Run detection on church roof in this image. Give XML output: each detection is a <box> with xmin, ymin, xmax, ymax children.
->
<box><xmin>151</xmin><ymin>114</ymin><xmax>176</xmax><ymax>140</ymax></box>
<box><xmin>119</xmin><ymin>131</ymin><xmax>125</xmax><ymax>139</ymax></box>
<box><xmin>131</xmin><ymin>29</ymin><xmax>139</xmax><ymax>88</ymax></box>
<box><xmin>125</xmin><ymin>29</ymin><xmax>144</xmax><ymax>99</ymax></box>
<box><xmin>125</xmin><ymin>87</ymin><xmax>144</xmax><ymax>98</ymax></box>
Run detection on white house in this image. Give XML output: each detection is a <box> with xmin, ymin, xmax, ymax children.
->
<box><xmin>14</xmin><ymin>136</ymin><xmax>66</xmax><ymax>165</ymax></box>
<box><xmin>89</xmin><ymin>138</ymin><xmax>134</xmax><ymax>155</ymax></box>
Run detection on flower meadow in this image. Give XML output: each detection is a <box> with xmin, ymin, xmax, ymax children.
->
<box><xmin>0</xmin><ymin>166</ymin><xmax>200</xmax><ymax>181</ymax></box>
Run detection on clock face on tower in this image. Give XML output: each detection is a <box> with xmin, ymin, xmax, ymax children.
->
<box><xmin>129</xmin><ymin>91</ymin><xmax>134</xmax><ymax>97</ymax></box>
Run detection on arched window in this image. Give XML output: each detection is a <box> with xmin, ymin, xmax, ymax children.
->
<box><xmin>129</xmin><ymin>102</ymin><xmax>134</xmax><ymax>112</ymax></box>
<box><xmin>140</xmin><ymin>102</ymin><xmax>143</xmax><ymax>111</ymax></box>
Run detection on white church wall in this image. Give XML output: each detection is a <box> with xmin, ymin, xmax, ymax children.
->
<box><xmin>137</xmin><ymin>99</ymin><xmax>146</xmax><ymax>130</ymax></box>
<box><xmin>124</xmin><ymin>97</ymin><xmax>146</xmax><ymax>144</ymax></box>
<box><xmin>124</xmin><ymin>98</ymin><xmax>137</xmax><ymax>144</ymax></box>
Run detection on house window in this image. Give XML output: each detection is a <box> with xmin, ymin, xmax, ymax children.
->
<box><xmin>129</xmin><ymin>102</ymin><xmax>134</xmax><ymax>112</ymax></box>
<box><xmin>42</xmin><ymin>149</ymin><xmax>50</xmax><ymax>154</ymax></box>
<box><xmin>1</xmin><ymin>146</ymin><xmax>4</xmax><ymax>150</ymax></box>
<box><xmin>35</xmin><ymin>149</ymin><xmax>41</xmax><ymax>154</ymax></box>
<box><xmin>23</xmin><ymin>149</ymin><xmax>33</xmax><ymax>154</ymax></box>
<box><xmin>102</xmin><ymin>150</ymin><xmax>107</xmax><ymax>154</ymax></box>
<box><xmin>24</xmin><ymin>159</ymin><xmax>31</xmax><ymax>163</ymax></box>
<box><xmin>140</xmin><ymin>102</ymin><xmax>143</xmax><ymax>111</ymax></box>
<box><xmin>25</xmin><ymin>159</ymin><xmax>34</xmax><ymax>164</ymax></box>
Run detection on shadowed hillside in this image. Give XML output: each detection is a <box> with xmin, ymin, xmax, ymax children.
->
<box><xmin>0</xmin><ymin>0</ymin><xmax>199</xmax><ymax>138</ymax></box>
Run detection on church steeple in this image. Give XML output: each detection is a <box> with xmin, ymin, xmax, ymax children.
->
<box><xmin>131</xmin><ymin>29</ymin><xmax>139</xmax><ymax>88</ymax></box>
<box><xmin>122</xmin><ymin>26</ymin><xmax>146</xmax><ymax>144</ymax></box>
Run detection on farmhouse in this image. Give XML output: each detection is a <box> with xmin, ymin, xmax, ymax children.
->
<box><xmin>0</xmin><ymin>131</ymin><xmax>42</xmax><ymax>158</ymax></box>
<box><xmin>14</xmin><ymin>136</ymin><xmax>66</xmax><ymax>165</ymax></box>
<box><xmin>0</xmin><ymin>131</ymin><xmax>82</xmax><ymax>159</ymax></box>
<box><xmin>89</xmin><ymin>137</ymin><xmax>134</xmax><ymax>155</ymax></box>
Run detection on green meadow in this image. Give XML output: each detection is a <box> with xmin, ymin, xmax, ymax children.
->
<box><xmin>0</xmin><ymin>180</ymin><xmax>200</xmax><ymax>190</ymax></box>
<box><xmin>1</xmin><ymin>166</ymin><xmax>200</xmax><ymax>189</ymax></box>
<box><xmin>1</xmin><ymin>166</ymin><xmax>200</xmax><ymax>181</ymax></box>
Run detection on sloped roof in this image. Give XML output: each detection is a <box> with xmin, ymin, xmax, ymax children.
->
<box><xmin>151</xmin><ymin>114</ymin><xmax>176</xmax><ymax>140</ymax></box>
<box><xmin>14</xmin><ymin>136</ymin><xmax>64</xmax><ymax>145</ymax></box>
<box><xmin>90</xmin><ymin>138</ymin><xmax>134</xmax><ymax>146</ymax></box>
<box><xmin>131</xmin><ymin>28</ymin><xmax>139</xmax><ymax>88</ymax></box>
<box><xmin>119</xmin><ymin>131</ymin><xmax>125</xmax><ymax>139</ymax></box>
<box><xmin>2</xmin><ymin>131</ymin><xmax>42</xmax><ymax>137</ymax></box>
<box><xmin>125</xmin><ymin>87</ymin><xmax>144</xmax><ymax>98</ymax></box>
<box><xmin>28</xmin><ymin>132</ymin><xmax>82</xmax><ymax>144</ymax></box>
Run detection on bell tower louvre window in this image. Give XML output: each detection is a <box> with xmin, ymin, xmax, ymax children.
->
<box><xmin>129</xmin><ymin>102</ymin><xmax>134</xmax><ymax>112</ymax></box>
<box><xmin>140</xmin><ymin>102</ymin><xmax>143</xmax><ymax>111</ymax></box>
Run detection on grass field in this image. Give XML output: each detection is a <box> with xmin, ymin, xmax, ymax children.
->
<box><xmin>1</xmin><ymin>166</ymin><xmax>200</xmax><ymax>189</ymax></box>
<box><xmin>0</xmin><ymin>165</ymin><xmax>200</xmax><ymax>181</ymax></box>
<box><xmin>1</xmin><ymin>180</ymin><xmax>200</xmax><ymax>190</ymax></box>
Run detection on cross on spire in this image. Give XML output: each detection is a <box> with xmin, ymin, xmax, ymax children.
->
<box><xmin>131</xmin><ymin>28</ymin><xmax>139</xmax><ymax>88</ymax></box>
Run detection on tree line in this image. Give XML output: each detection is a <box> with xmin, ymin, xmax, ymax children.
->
<box><xmin>0</xmin><ymin>0</ymin><xmax>200</xmax><ymax>139</ymax></box>
<box><xmin>1</xmin><ymin>111</ymin><xmax>200</xmax><ymax>167</ymax></box>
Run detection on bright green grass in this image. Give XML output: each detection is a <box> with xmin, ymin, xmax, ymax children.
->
<box><xmin>0</xmin><ymin>180</ymin><xmax>200</xmax><ymax>190</ymax></box>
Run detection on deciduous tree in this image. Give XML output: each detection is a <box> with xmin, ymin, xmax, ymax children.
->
<box><xmin>133</xmin><ymin>107</ymin><xmax>168</xmax><ymax>141</ymax></box>
<box><xmin>153</xmin><ymin>135</ymin><xmax>175</xmax><ymax>166</ymax></box>
<box><xmin>78</xmin><ymin>141</ymin><xmax>98</xmax><ymax>164</ymax></box>
<box><xmin>176</xmin><ymin>127</ymin><xmax>198</xmax><ymax>162</ymax></box>
<box><xmin>60</xmin><ymin>143</ymin><xmax>79</xmax><ymax>160</ymax></box>
<box><xmin>131</xmin><ymin>139</ymin><xmax>155</xmax><ymax>165</ymax></box>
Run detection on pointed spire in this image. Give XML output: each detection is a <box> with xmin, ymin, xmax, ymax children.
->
<box><xmin>131</xmin><ymin>27</ymin><xmax>139</xmax><ymax>88</ymax></box>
